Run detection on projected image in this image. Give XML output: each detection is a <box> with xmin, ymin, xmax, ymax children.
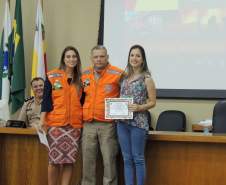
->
<box><xmin>104</xmin><ymin>0</ymin><xmax>226</xmax><ymax>91</ymax></box>
<box><xmin>123</xmin><ymin>0</ymin><xmax>226</xmax><ymax>33</ymax></box>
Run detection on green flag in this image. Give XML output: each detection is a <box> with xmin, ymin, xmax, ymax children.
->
<box><xmin>11</xmin><ymin>0</ymin><xmax>26</xmax><ymax>113</ymax></box>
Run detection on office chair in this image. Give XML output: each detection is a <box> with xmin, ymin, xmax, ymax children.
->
<box><xmin>156</xmin><ymin>110</ymin><xmax>186</xmax><ymax>131</ymax></box>
<box><xmin>212</xmin><ymin>100</ymin><xmax>226</xmax><ymax>133</ymax></box>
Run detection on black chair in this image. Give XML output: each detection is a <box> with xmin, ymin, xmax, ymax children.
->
<box><xmin>212</xmin><ymin>100</ymin><xmax>226</xmax><ymax>133</ymax></box>
<box><xmin>156</xmin><ymin>110</ymin><xmax>186</xmax><ymax>131</ymax></box>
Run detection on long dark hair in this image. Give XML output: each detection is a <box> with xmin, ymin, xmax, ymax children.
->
<box><xmin>59</xmin><ymin>46</ymin><xmax>82</xmax><ymax>87</ymax></box>
<box><xmin>125</xmin><ymin>44</ymin><xmax>151</xmax><ymax>78</ymax></box>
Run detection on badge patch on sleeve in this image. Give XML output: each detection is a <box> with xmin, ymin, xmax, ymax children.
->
<box><xmin>53</xmin><ymin>80</ymin><xmax>62</xmax><ymax>90</ymax></box>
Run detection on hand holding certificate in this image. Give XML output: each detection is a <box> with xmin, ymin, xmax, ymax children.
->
<box><xmin>34</xmin><ymin>124</ymin><xmax>49</xmax><ymax>149</ymax></box>
<box><xmin>105</xmin><ymin>98</ymin><xmax>133</xmax><ymax>119</ymax></box>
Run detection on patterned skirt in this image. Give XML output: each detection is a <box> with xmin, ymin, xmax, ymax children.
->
<box><xmin>47</xmin><ymin>125</ymin><xmax>81</xmax><ymax>164</ymax></box>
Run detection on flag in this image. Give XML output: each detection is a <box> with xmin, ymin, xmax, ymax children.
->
<box><xmin>10</xmin><ymin>0</ymin><xmax>26</xmax><ymax>114</ymax></box>
<box><xmin>0</xmin><ymin>35</ymin><xmax>3</xmax><ymax>99</ymax></box>
<box><xmin>0</xmin><ymin>0</ymin><xmax>12</xmax><ymax>120</ymax></box>
<box><xmin>32</xmin><ymin>0</ymin><xmax>47</xmax><ymax>83</ymax></box>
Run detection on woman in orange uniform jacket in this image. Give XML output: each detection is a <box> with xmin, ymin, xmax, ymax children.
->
<box><xmin>40</xmin><ymin>46</ymin><xmax>83</xmax><ymax>185</ymax></box>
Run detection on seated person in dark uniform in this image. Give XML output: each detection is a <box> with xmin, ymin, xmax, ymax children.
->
<box><xmin>18</xmin><ymin>77</ymin><xmax>44</xmax><ymax>127</ymax></box>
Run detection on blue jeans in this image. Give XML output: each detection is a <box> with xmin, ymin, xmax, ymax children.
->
<box><xmin>117</xmin><ymin>122</ymin><xmax>147</xmax><ymax>185</ymax></box>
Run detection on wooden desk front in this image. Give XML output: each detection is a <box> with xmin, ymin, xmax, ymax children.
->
<box><xmin>147</xmin><ymin>131</ymin><xmax>226</xmax><ymax>185</ymax></box>
<box><xmin>0</xmin><ymin>127</ymin><xmax>48</xmax><ymax>185</ymax></box>
<box><xmin>1</xmin><ymin>128</ymin><xmax>226</xmax><ymax>185</ymax></box>
<box><xmin>0</xmin><ymin>127</ymin><xmax>83</xmax><ymax>185</ymax></box>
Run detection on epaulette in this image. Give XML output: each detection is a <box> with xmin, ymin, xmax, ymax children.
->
<box><xmin>25</xmin><ymin>96</ymin><xmax>34</xmax><ymax>102</ymax></box>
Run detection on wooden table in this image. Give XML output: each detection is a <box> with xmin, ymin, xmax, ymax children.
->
<box><xmin>1</xmin><ymin>128</ymin><xmax>226</xmax><ymax>185</ymax></box>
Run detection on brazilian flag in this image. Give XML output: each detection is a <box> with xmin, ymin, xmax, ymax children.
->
<box><xmin>10</xmin><ymin>0</ymin><xmax>26</xmax><ymax>114</ymax></box>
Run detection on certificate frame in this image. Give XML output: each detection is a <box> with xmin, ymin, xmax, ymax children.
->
<box><xmin>105</xmin><ymin>98</ymin><xmax>133</xmax><ymax>119</ymax></box>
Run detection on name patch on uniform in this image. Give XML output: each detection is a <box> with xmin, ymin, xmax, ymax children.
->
<box><xmin>48</xmin><ymin>73</ymin><xmax>63</xmax><ymax>78</ymax></box>
<box><xmin>83</xmin><ymin>70</ymin><xmax>91</xmax><ymax>75</ymax></box>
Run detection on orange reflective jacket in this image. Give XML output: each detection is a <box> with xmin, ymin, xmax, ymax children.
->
<box><xmin>82</xmin><ymin>64</ymin><xmax>123</xmax><ymax>122</ymax></box>
<box><xmin>45</xmin><ymin>69</ymin><xmax>83</xmax><ymax>128</ymax></box>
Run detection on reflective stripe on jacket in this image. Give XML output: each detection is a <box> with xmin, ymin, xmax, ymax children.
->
<box><xmin>82</xmin><ymin>64</ymin><xmax>122</xmax><ymax>122</ymax></box>
<box><xmin>45</xmin><ymin>69</ymin><xmax>83</xmax><ymax>128</ymax></box>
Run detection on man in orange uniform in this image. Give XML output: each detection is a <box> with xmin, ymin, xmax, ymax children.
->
<box><xmin>81</xmin><ymin>45</ymin><xmax>123</xmax><ymax>185</ymax></box>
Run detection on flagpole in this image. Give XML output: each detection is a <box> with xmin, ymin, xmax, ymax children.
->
<box><xmin>41</xmin><ymin>0</ymin><xmax>43</xmax><ymax>10</ymax></box>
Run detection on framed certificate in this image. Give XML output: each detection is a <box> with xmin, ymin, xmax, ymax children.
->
<box><xmin>105</xmin><ymin>98</ymin><xmax>133</xmax><ymax>119</ymax></box>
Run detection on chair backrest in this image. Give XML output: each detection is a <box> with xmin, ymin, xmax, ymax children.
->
<box><xmin>212</xmin><ymin>100</ymin><xmax>226</xmax><ymax>133</ymax></box>
<box><xmin>156</xmin><ymin>110</ymin><xmax>186</xmax><ymax>131</ymax></box>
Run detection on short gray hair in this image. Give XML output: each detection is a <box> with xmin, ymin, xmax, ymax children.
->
<box><xmin>91</xmin><ymin>45</ymin><xmax>107</xmax><ymax>55</ymax></box>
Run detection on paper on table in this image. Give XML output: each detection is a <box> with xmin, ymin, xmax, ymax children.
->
<box><xmin>198</xmin><ymin>119</ymin><xmax>212</xmax><ymax>126</ymax></box>
<box><xmin>35</xmin><ymin>127</ymin><xmax>49</xmax><ymax>149</ymax></box>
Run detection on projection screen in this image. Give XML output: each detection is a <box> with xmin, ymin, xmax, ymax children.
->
<box><xmin>103</xmin><ymin>0</ymin><xmax>226</xmax><ymax>99</ymax></box>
